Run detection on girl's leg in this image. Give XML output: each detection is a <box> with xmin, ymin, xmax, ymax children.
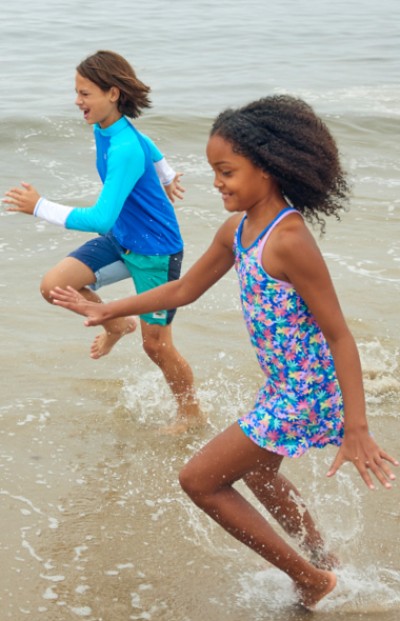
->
<box><xmin>179</xmin><ymin>423</ymin><xmax>336</xmax><ymax>609</ymax></box>
<box><xmin>140</xmin><ymin>321</ymin><xmax>204</xmax><ymax>432</ymax></box>
<box><xmin>243</xmin><ymin>470</ymin><xmax>339</xmax><ymax>569</ymax></box>
<box><xmin>41</xmin><ymin>257</ymin><xmax>136</xmax><ymax>356</ymax></box>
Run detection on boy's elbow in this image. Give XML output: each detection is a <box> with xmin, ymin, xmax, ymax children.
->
<box><xmin>96</xmin><ymin>217</ymin><xmax>115</xmax><ymax>235</ymax></box>
<box><xmin>97</xmin><ymin>223</ymin><xmax>111</xmax><ymax>235</ymax></box>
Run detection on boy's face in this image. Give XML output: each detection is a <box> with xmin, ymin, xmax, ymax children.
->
<box><xmin>75</xmin><ymin>72</ymin><xmax>120</xmax><ymax>129</ymax></box>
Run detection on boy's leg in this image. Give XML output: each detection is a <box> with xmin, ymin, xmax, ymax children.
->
<box><xmin>179</xmin><ymin>422</ymin><xmax>336</xmax><ymax>609</ymax></box>
<box><xmin>41</xmin><ymin>256</ymin><xmax>136</xmax><ymax>354</ymax></box>
<box><xmin>140</xmin><ymin>320</ymin><xmax>204</xmax><ymax>432</ymax></box>
<box><xmin>122</xmin><ymin>250</ymin><xmax>203</xmax><ymax>432</ymax></box>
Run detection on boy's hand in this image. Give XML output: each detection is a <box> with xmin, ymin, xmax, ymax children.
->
<box><xmin>3</xmin><ymin>182</ymin><xmax>41</xmax><ymax>214</ymax></box>
<box><xmin>164</xmin><ymin>172</ymin><xmax>185</xmax><ymax>203</ymax></box>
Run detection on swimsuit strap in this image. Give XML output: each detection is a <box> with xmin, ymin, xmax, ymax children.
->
<box><xmin>257</xmin><ymin>206</ymin><xmax>300</xmax><ymax>263</ymax></box>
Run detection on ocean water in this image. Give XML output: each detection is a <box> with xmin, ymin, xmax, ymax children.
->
<box><xmin>0</xmin><ymin>1</ymin><xmax>399</xmax><ymax>620</ymax></box>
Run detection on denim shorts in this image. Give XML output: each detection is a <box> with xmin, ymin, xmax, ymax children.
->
<box><xmin>69</xmin><ymin>233</ymin><xmax>183</xmax><ymax>326</ymax></box>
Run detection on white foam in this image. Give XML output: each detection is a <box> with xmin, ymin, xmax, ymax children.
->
<box><xmin>69</xmin><ymin>606</ymin><xmax>92</xmax><ymax>617</ymax></box>
<box><xmin>237</xmin><ymin>563</ymin><xmax>400</xmax><ymax>614</ymax></box>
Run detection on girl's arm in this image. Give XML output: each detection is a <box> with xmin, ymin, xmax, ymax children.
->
<box><xmin>51</xmin><ymin>215</ymin><xmax>239</xmax><ymax>322</ymax></box>
<box><xmin>270</xmin><ymin>220</ymin><xmax>398</xmax><ymax>489</ymax></box>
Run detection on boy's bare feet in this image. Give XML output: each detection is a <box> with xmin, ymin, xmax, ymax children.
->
<box><xmin>90</xmin><ymin>317</ymin><xmax>137</xmax><ymax>359</ymax></box>
<box><xmin>296</xmin><ymin>570</ymin><xmax>337</xmax><ymax>611</ymax></box>
<box><xmin>160</xmin><ymin>410</ymin><xmax>208</xmax><ymax>435</ymax></box>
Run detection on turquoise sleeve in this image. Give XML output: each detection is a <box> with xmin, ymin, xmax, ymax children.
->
<box><xmin>141</xmin><ymin>133</ymin><xmax>163</xmax><ymax>163</ymax></box>
<box><xmin>65</xmin><ymin>140</ymin><xmax>145</xmax><ymax>234</ymax></box>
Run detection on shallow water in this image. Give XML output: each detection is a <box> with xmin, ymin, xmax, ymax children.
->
<box><xmin>1</xmin><ymin>1</ymin><xmax>400</xmax><ymax>619</ymax></box>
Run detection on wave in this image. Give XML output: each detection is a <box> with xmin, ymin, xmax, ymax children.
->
<box><xmin>2</xmin><ymin>103</ymin><xmax>399</xmax><ymax>143</ymax></box>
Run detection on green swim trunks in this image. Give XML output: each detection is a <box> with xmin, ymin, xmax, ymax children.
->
<box><xmin>122</xmin><ymin>250</ymin><xmax>183</xmax><ymax>325</ymax></box>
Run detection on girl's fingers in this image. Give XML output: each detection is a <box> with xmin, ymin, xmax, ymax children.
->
<box><xmin>356</xmin><ymin>464</ymin><xmax>376</xmax><ymax>490</ymax></box>
<box><xmin>327</xmin><ymin>445</ymin><xmax>398</xmax><ymax>490</ymax></box>
<box><xmin>380</xmin><ymin>450</ymin><xmax>400</xmax><ymax>468</ymax></box>
<box><xmin>326</xmin><ymin>453</ymin><xmax>344</xmax><ymax>477</ymax></box>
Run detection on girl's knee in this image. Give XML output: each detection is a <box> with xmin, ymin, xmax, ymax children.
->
<box><xmin>178</xmin><ymin>463</ymin><xmax>194</xmax><ymax>496</ymax></box>
<box><xmin>179</xmin><ymin>463</ymin><xmax>206</xmax><ymax>500</ymax></box>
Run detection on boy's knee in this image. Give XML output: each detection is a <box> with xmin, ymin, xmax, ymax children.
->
<box><xmin>39</xmin><ymin>275</ymin><xmax>54</xmax><ymax>303</ymax></box>
<box><xmin>142</xmin><ymin>338</ymin><xmax>157</xmax><ymax>359</ymax></box>
<box><xmin>142</xmin><ymin>333</ymin><xmax>169</xmax><ymax>362</ymax></box>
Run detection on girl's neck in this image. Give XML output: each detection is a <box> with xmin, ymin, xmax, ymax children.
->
<box><xmin>245</xmin><ymin>191</ymin><xmax>288</xmax><ymax>228</ymax></box>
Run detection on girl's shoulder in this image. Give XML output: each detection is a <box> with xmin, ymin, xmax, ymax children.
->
<box><xmin>271</xmin><ymin>213</ymin><xmax>321</xmax><ymax>264</ymax></box>
<box><xmin>214</xmin><ymin>213</ymin><xmax>242</xmax><ymax>248</ymax></box>
<box><xmin>220</xmin><ymin>213</ymin><xmax>243</xmax><ymax>235</ymax></box>
<box><xmin>271</xmin><ymin>210</ymin><xmax>307</xmax><ymax>241</ymax></box>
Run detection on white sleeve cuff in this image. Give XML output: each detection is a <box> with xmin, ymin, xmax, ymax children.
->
<box><xmin>154</xmin><ymin>157</ymin><xmax>175</xmax><ymax>186</ymax></box>
<box><xmin>34</xmin><ymin>197</ymin><xmax>74</xmax><ymax>227</ymax></box>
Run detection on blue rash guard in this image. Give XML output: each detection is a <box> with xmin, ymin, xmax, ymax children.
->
<box><xmin>35</xmin><ymin>117</ymin><xmax>183</xmax><ymax>256</ymax></box>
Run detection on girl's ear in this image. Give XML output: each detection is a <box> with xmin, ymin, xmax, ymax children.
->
<box><xmin>109</xmin><ymin>86</ymin><xmax>120</xmax><ymax>103</ymax></box>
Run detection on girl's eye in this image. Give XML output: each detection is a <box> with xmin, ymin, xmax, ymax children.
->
<box><xmin>221</xmin><ymin>171</ymin><xmax>232</xmax><ymax>177</ymax></box>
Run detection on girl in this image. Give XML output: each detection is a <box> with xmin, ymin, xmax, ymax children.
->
<box><xmin>4</xmin><ymin>50</ymin><xmax>203</xmax><ymax>433</ymax></box>
<box><xmin>49</xmin><ymin>95</ymin><xmax>398</xmax><ymax>609</ymax></box>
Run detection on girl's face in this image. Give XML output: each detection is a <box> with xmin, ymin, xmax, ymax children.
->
<box><xmin>75</xmin><ymin>73</ymin><xmax>121</xmax><ymax>128</ymax></box>
<box><xmin>206</xmin><ymin>134</ymin><xmax>271</xmax><ymax>214</ymax></box>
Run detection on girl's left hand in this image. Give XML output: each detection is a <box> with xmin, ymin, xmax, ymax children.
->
<box><xmin>3</xmin><ymin>182</ymin><xmax>40</xmax><ymax>215</ymax></box>
<box><xmin>327</xmin><ymin>429</ymin><xmax>399</xmax><ymax>490</ymax></box>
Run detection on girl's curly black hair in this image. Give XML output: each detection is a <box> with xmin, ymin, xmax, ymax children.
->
<box><xmin>210</xmin><ymin>95</ymin><xmax>350</xmax><ymax>231</ymax></box>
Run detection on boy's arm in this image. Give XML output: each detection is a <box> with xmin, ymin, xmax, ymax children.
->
<box><xmin>163</xmin><ymin>172</ymin><xmax>185</xmax><ymax>203</ymax></box>
<box><xmin>141</xmin><ymin>133</ymin><xmax>185</xmax><ymax>203</ymax></box>
<box><xmin>4</xmin><ymin>140</ymin><xmax>144</xmax><ymax>233</ymax></box>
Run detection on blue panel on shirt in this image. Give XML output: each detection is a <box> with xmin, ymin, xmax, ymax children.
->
<box><xmin>66</xmin><ymin>117</ymin><xmax>183</xmax><ymax>256</ymax></box>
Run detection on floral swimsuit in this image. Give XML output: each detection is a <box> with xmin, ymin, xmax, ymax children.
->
<box><xmin>236</xmin><ymin>206</ymin><xmax>344</xmax><ymax>458</ymax></box>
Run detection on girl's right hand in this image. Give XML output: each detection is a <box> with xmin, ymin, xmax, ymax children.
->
<box><xmin>50</xmin><ymin>286</ymin><xmax>107</xmax><ymax>326</ymax></box>
<box><xmin>3</xmin><ymin>182</ymin><xmax>41</xmax><ymax>215</ymax></box>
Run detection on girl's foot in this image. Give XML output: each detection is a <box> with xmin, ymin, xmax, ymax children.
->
<box><xmin>90</xmin><ymin>317</ymin><xmax>137</xmax><ymax>359</ymax></box>
<box><xmin>296</xmin><ymin>570</ymin><xmax>337</xmax><ymax>611</ymax></box>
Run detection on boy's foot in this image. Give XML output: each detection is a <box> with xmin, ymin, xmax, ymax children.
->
<box><xmin>296</xmin><ymin>570</ymin><xmax>337</xmax><ymax>611</ymax></box>
<box><xmin>90</xmin><ymin>317</ymin><xmax>137</xmax><ymax>359</ymax></box>
<box><xmin>160</xmin><ymin>411</ymin><xmax>208</xmax><ymax>435</ymax></box>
